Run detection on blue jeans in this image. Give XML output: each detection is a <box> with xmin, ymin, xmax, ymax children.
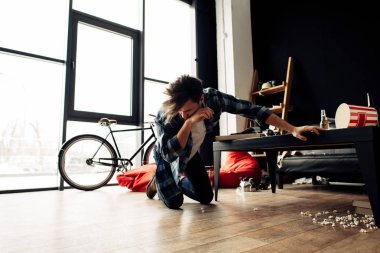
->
<box><xmin>157</xmin><ymin>153</ymin><xmax>214</xmax><ymax>209</ymax></box>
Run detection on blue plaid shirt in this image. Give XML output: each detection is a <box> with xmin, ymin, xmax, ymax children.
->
<box><xmin>153</xmin><ymin>87</ymin><xmax>272</xmax><ymax>200</ymax></box>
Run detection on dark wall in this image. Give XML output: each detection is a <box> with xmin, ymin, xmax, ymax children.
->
<box><xmin>195</xmin><ymin>0</ymin><xmax>218</xmax><ymax>89</ymax></box>
<box><xmin>251</xmin><ymin>1</ymin><xmax>380</xmax><ymax>126</ymax></box>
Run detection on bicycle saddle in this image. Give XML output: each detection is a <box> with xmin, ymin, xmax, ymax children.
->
<box><xmin>98</xmin><ymin>118</ymin><xmax>117</xmax><ymax>126</ymax></box>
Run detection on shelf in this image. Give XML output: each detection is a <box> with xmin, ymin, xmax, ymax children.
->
<box><xmin>246</xmin><ymin>56</ymin><xmax>293</xmax><ymax>129</ymax></box>
<box><xmin>252</xmin><ymin>83</ymin><xmax>286</xmax><ymax>96</ymax></box>
<box><xmin>252</xmin><ymin>153</ymin><xmax>266</xmax><ymax>158</ymax></box>
<box><xmin>270</xmin><ymin>105</ymin><xmax>283</xmax><ymax>114</ymax></box>
<box><xmin>268</xmin><ymin>104</ymin><xmax>293</xmax><ymax>114</ymax></box>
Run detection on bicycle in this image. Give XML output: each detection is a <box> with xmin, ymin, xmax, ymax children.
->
<box><xmin>58</xmin><ymin>117</ymin><xmax>156</xmax><ymax>191</ymax></box>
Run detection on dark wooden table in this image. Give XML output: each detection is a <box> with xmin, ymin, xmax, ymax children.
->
<box><xmin>213</xmin><ymin>126</ymin><xmax>380</xmax><ymax>226</ymax></box>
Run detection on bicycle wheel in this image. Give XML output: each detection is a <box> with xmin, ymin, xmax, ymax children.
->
<box><xmin>142</xmin><ymin>141</ymin><xmax>156</xmax><ymax>165</ymax></box>
<box><xmin>58</xmin><ymin>134</ymin><xmax>117</xmax><ymax>191</ymax></box>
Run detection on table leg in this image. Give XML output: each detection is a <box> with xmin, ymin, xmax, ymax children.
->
<box><xmin>355</xmin><ymin>141</ymin><xmax>380</xmax><ymax>227</ymax></box>
<box><xmin>213</xmin><ymin>150</ymin><xmax>221</xmax><ymax>201</ymax></box>
<box><xmin>266</xmin><ymin>151</ymin><xmax>278</xmax><ymax>193</ymax></box>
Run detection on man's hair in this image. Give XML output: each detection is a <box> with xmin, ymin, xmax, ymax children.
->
<box><xmin>163</xmin><ymin>75</ymin><xmax>203</xmax><ymax>121</ymax></box>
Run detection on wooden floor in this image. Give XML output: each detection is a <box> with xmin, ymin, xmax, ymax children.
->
<box><xmin>1</xmin><ymin>184</ymin><xmax>379</xmax><ymax>253</ymax></box>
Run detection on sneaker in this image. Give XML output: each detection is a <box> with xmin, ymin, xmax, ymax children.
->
<box><xmin>146</xmin><ymin>174</ymin><xmax>157</xmax><ymax>199</ymax></box>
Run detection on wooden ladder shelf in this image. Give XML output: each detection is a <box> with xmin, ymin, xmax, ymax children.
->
<box><xmin>246</xmin><ymin>56</ymin><xmax>294</xmax><ymax>128</ymax></box>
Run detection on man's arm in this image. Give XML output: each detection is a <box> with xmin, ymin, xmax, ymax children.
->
<box><xmin>204</xmin><ymin>88</ymin><xmax>322</xmax><ymax>141</ymax></box>
<box><xmin>177</xmin><ymin>120</ymin><xmax>193</xmax><ymax>148</ymax></box>
<box><xmin>265</xmin><ymin>114</ymin><xmax>323</xmax><ymax>141</ymax></box>
<box><xmin>265</xmin><ymin>114</ymin><xmax>296</xmax><ymax>133</ymax></box>
<box><xmin>177</xmin><ymin>107</ymin><xmax>214</xmax><ymax>148</ymax></box>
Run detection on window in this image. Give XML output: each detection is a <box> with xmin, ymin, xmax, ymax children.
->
<box><xmin>144</xmin><ymin>0</ymin><xmax>196</xmax><ymax>122</ymax></box>
<box><xmin>66</xmin><ymin>11</ymin><xmax>141</xmax><ymax>125</ymax></box>
<box><xmin>145</xmin><ymin>0</ymin><xmax>196</xmax><ymax>82</ymax></box>
<box><xmin>144</xmin><ymin>80</ymin><xmax>169</xmax><ymax>120</ymax></box>
<box><xmin>0</xmin><ymin>0</ymin><xmax>69</xmax><ymax>59</ymax></box>
<box><xmin>0</xmin><ymin>0</ymin><xmax>197</xmax><ymax>192</ymax></box>
<box><xmin>0</xmin><ymin>53</ymin><xmax>65</xmax><ymax>191</ymax></box>
<box><xmin>73</xmin><ymin>0</ymin><xmax>142</xmax><ymax>31</ymax></box>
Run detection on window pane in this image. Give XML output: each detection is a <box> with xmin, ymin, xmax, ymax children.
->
<box><xmin>143</xmin><ymin>80</ymin><xmax>167</xmax><ymax>159</ymax></box>
<box><xmin>0</xmin><ymin>53</ymin><xmax>65</xmax><ymax>190</ymax></box>
<box><xmin>0</xmin><ymin>0</ymin><xmax>69</xmax><ymax>59</ymax></box>
<box><xmin>145</xmin><ymin>0</ymin><xmax>196</xmax><ymax>81</ymax></box>
<box><xmin>144</xmin><ymin>80</ymin><xmax>168</xmax><ymax>120</ymax></box>
<box><xmin>74</xmin><ymin>22</ymin><xmax>133</xmax><ymax>116</ymax></box>
<box><xmin>73</xmin><ymin>0</ymin><xmax>142</xmax><ymax>31</ymax></box>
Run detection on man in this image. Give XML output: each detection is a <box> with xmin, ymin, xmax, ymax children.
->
<box><xmin>147</xmin><ymin>75</ymin><xmax>322</xmax><ymax>209</ymax></box>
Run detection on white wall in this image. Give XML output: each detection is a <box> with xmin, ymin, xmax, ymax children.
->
<box><xmin>215</xmin><ymin>0</ymin><xmax>253</xmax><ymax>135</ymax></box>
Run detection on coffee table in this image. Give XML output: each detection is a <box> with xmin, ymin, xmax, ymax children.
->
<box><xmin>213</xmin><ymin>126</ymin><xmax>380</xmax><ymax>226</ymax></box>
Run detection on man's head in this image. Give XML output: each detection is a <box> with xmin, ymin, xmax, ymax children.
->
<box><xmin>163</xmin><ymin>75</ymin><xmax>204</xmax><ymax>121</ymax></box>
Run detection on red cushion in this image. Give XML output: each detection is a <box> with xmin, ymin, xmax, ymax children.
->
<box><xmin>218</xmin><ymin>152</ymin><xmax>261</xmax><ymax>188</ymax></box>
<box><xmin>117</xmin><ymin>163</ymin><xmax>156</xmax><ymax>192</ymax></box>
<box><xmin>118</xmin><ymin>152</ymin><xmax>260</xmax><ymax>191</ymax></box>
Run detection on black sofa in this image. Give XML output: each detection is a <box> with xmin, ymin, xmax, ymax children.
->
<box><xmin>276</xmin><ymin>148</ymin><xmax>363</xmax><ymax>188</ymax></box>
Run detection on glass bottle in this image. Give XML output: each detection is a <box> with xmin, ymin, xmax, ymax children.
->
<box><xmin>320</xmin><ymin>109</ymin><xmax>329</xmax><ymax>129</ymax></box>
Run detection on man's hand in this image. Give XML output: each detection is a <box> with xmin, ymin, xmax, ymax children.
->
<box><xmin>292</xmin><ymin>126</ymin><xmax>324</xmax><ymax>141</ymax></box>
<box><xmin>265</xmin><ymin>114</ymin><xmax>325</xmax><ymax>141</ymax></box>
<box><xmin>189</xmin><ymin>107</ymin><xmax>214</xmax><ymax>124</ymax></box>
<box><xmin>177</xmin><ymin>107</ymin><xmax>214</xmax><ymax>149</ymax></box>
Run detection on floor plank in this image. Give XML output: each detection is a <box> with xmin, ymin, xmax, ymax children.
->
<box><xmin>0</xmin><ymin>184</ymin><xmax>378</xmax><ymax>253</ymax></box>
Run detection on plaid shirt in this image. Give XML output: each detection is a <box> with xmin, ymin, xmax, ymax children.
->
<box><xmin>153</xmin><ymin>87</ymin><xmax>272</xmax><ymax>200</ymax></box>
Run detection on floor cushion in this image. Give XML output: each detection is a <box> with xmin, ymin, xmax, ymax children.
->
<box><xmin>218</xmin><ymin>151</ymin><xmax>261</xmax><ymax>188</ymax></box>
<box><xmin>117</xmin><ymin>151</ymin><xmax>260</xmax><ymax>191</ymax></box>
<box><xmin>117</xmin><ymin>163</ymin><xmax>156</xmax><ymax>192</ymax></box>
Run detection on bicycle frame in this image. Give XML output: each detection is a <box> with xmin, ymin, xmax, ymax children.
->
<box><xmin>92</xmin><ymin>123</ymin><xmax>156</xmax><ymax>169</ymax></box>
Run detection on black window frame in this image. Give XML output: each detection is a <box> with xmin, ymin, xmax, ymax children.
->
<box><xmin>65</xmin><ymin>10</ymin><xmax>142</xmax><ymax>125</ymax></box>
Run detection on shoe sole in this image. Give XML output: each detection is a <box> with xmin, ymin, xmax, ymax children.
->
<box><xmin>146</xmin><ymin>174</ymin><xmax>157</xmax><ymax>199</ymax></box>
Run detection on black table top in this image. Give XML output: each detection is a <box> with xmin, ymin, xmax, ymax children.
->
<box><xmin>213</xmin><ymin>126</ymin><xmax>378</xmax><ymax>152</ymax></box>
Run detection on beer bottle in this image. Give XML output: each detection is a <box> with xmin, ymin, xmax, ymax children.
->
<box><xmin>320</xmin><ymin>109</ymin><xmax>329</xmax><ymax>129</ymax></box>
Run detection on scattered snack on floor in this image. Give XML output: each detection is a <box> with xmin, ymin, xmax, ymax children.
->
<box><xmin>300</xmin><ymin>209</ymin><xmax>378</xmax><ymax>233</ymax></box>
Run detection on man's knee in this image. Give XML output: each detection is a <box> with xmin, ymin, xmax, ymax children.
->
<box><xmin>163</xmin><ymin>194</ymin><xmax>184</xmax><ymax>209</ymax></box>
<box><xmin>200</xmin><ymin>191</ymin><xmax>214</xmax><ymax>205</ymax></box>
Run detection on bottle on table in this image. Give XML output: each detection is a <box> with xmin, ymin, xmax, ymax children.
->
<box><xmin>320</xmin><ymin>109</ymin><xmax>329</xmax><ymax>129</ymax></box>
